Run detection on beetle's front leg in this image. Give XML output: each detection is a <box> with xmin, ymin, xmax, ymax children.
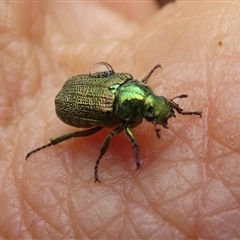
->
<box><xmin>124</xmin><ymin>126</ymin><xmax>140</xmax><ymax>169</ymax></box>
<box><xmin>94</xmin><ymin>124</ymin><xmax>125</xmax><ymax>183</ymax></box>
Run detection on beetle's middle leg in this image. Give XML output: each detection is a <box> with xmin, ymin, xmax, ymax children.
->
<box><xmin>94</xmin><ymin>124</ymin><xmax>125</xmax><ymax>183</ymax></box>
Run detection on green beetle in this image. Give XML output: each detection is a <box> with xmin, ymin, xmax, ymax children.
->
<box><xmin>26</xmin><ymin>62</ymin><xmax>202</xmax><ymax>182</ymax></box>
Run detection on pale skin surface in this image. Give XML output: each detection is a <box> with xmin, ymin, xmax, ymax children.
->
<box><xmin>1</xmin><ymin>1</ymin><xmax>240</xmax><ymax>239</ymax></box>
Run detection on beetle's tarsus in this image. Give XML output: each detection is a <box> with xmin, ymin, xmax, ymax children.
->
<box><xmin>25</xmin><ymin>142</ymin><xmax>52</xmax><ymax>160</ymax></box>
<box><xmin>136</xmin><ymin>160</ymin><xmax>141</xmax><ymax>169</ymax></box>
<box><xmin>153</xmin><ymin>123</ymin><xmax>161</xmax><ymax>138</ymax></box>
<box><xmin>94</xmin><ymin>158</ymin><xmax>103</xmax><ymax>183</ymax></box>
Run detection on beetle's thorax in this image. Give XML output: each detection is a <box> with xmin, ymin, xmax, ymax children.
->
<box><xmin>113</xmin><ymin>80</ymin><xmax>152</xmax><ymax>125</ymax></box>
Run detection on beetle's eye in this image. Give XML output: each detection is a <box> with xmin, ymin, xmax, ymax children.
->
<box><xmin>145</xmin><ymin>106</ymin><xmax>155</xmax><ymax>121</ymax></box>
<box><xmin>90</xmin><ymin>62</ymin><xmax>115</xmax><ymax>78</ymax></box>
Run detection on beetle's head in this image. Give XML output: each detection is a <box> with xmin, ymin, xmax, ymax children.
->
<box><xmin>143</xmin><ymin>95</ymin><xmax>175</xmax><ymax>128</ymax></box>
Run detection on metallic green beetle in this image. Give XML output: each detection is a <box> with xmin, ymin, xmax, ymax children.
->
<box><xmin>26</xmin><ymin>62</ymin><xmax>202</xmax><ymax>182</ymax></box>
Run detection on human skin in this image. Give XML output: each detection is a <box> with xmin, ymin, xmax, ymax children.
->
<box><xmin>1</xmin><ymin>1</ymin><xmax>240</xmax><ymax>239</ymax></box>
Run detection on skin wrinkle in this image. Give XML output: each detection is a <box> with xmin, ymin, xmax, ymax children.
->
<box><xmin>212</xmin><ymin>169</ymin><xmax>239</xmax><ymax>212</ymax></box>
<box><xmin>136</xmin><ymin>203</ymin><xmax>183</xmax><ymax>238</ymax></box>
<box><xmin>163</xmin><ymin>168</ymin><xmax>198</xmax><ymax>203</ymax></box>
<box><xmin>137</xmin><ymin>162</ymin><xmax>203</xmax><ymax>235</ymax></box>
<box><xmin>97</xmin><ymin>213</ymin><xmax>121</xmax><ymax>238</ymax></box>
<box><xmin>203</xmin><ymin>179</ymin><xmax>237</xmax><ymax>216</ymax></box>
<box><xmin>124</xmin><ymin>210</ymin><xmax>140</xmax><ymax>238</ymax></box>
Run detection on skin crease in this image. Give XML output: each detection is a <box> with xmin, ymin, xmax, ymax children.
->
<box><xmin>1</xmin><ymin>1</ymin><xmax>240</xmax><ymax>239</ymax></box>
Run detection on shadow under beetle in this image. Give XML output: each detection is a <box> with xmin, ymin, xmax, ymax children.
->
<box><xmin>26</xmin><ymin>62</ymin><xmax>202</xmax><ymax>182</ymax></box>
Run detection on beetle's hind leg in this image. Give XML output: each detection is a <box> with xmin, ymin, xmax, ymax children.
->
<box><xmin>94</xmin><ymin>125</ymin><xmax>125</xmax><ymax>183</ymax></box>
<box><xmin>25</xmin><ymin>126</ymin><xmax>103</xmax><ymax>159</ymax></box>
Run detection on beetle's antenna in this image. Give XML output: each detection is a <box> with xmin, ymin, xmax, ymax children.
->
<box><xmin>141</xmin><ymin>64</ymin><xmax>162</xmax><ymax>84</ymax></box>
<box><xmin>169</xmin><ymin>95</ymin><xmax>202</xmax><ymax>117</ymax></box>
<box><xmin>171</xmin><ymin>94</ymin><xmax>188</xmax><ymax>100</ymax></box>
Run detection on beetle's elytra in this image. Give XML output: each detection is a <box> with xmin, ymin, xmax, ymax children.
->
<box><xmin>26</xmin><ymin>62</ymin><xmax>202</xmax><ymax>182</ymax></box>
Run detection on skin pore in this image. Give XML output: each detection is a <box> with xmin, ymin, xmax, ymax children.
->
<box><xmin>1</xmin><ymin>1</ymin><xmax>240</xmax><ymax>239</ymax></box>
